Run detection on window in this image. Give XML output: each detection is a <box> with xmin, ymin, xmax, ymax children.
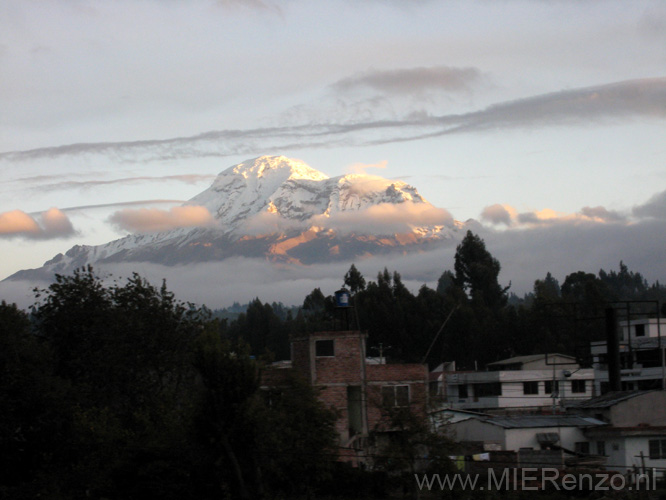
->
<box><xmin>315</xmin><ymin>339</ymin><xmax>334</xmax><ymax>357</ymax></box>
<box><xmin>473</xmin><ymin>382</ymin><xmax>502</xmax><ymax>397</ymax></box>
<box><xmin>635</xmin><ymin>324</ymin><xmax>646</xmax><ymax>337</ymax></box>
<box><xmin>575</xmin><ymin>442</ymin><xmax>590</xmax><ymax>454</ymax></box>
<box><xmin>597</xmin><ymin>441</ymin><xmax>606</xmax><ymax>456</ymax></box>
<box><xmin>571</xmin><ymin>380</ymin><xmax>586</xmax><ymax>393</ymax></box>
<box><xmin>545</xmin><ymin>380</ymin><xmax>559</xmax><ymax>395</ymax></box>
<box><xmin>458</xmin><ymin>384</ymin><xmax>468</xmax><ymax>399</ymax></box>
<box><xmin>649</xmin><ymin>439</ymin><xmax>666</xmax><ymax>459</ymax></box>
<box><xmin>523</xmin><ymin>381</ymin><xmax>539</xmax><ymax>395</ymax></box>
<box><xmin>382</xmin><ymin>385</ymin><xmax>409</xmax><ymax>407</ymax></box>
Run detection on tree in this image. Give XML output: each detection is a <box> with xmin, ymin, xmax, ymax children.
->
<box><xmin>372</xmin><ymin>405</ymin><xmax>454</xmax><ymax>500</ymax></box>
<box><xmin>252</xmin><ymin>373</ymin><xmax>338</xmax><ymax>498</ymax></box>
<box><xmin>30</xmin><ymin>267</ymin><xmax>205</xmax><ymax>499</ymax></box>
<box><xmin>453</xmin><ymin>230</ymin><xmax>508</xmax><ymax>309</ymax></box>
<box><xmin>303</xmin><ymin>287</ymin><xmax>326</xmax><ymax>313</ymax></box>
<box><xmin>228</xmin><ymin>298</ymin><xmax>289</xmax><ymax>360</ymax></box>
<box><xmin>192</xmin><ymin>333</ymin><xmax>259</xmax><ymax>500</ymax></box>
<box><xmin>436</xmin><ymin>270</ymin><xmax>455</xmax><ymax>296</ymax></box>
<box><xmin>344</xmin><ymin>263</ymin><xmax>366</xmax><ymax>294</ymax></box>
<box><xmin>561</xmin><ymin>271</ymin><xmax>614</xmax><ymax>304</ymax></box>
<box><xmin>598</xmin><ymin>261</ymin><xmax>648</xmax><ymax>300</ymax></box>
<box><xmin>534</xmin><ymin>272</ymin><xmax>561</xmax><ymax>302</ymax></box>
<box><xmin>0</xmin><ymin>301</ymin><xmax>70</xmax><ymax>498</ymax></box>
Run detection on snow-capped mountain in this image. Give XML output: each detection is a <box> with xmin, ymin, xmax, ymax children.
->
<box><xmin>7</xmin><ymin>156</ymin><xmax>458</xmax><ymax>281</ymax></box>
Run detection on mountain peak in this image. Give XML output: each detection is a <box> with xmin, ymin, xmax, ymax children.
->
<box><xmin>4</xmin><ymin>155</ymin><xmax>459</xmax><ymax>284</ymax></box>
<box><xmin>226</xmin><ymin>155</ymin><xmax>329</xmax><ymax>182</ymax></box>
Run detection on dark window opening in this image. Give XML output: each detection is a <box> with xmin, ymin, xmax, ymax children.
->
<box><xmin>575</xmin><ymin>442</ymin><xmax>590</xmax><ymax>454</ymax></box>
<box><xmin>315</xmin><ymin>339</ymin><xmax>335</xmax><ymax>357</ymax></box>
<box><xmin>459</xmin><ymin>384</ymin><xmax>468</xmax><ymax>399</ymax></box>
<box><xmin>649</xmin><ymin>439</ymin><xmax>666</xmax><ymax>459</ymax></box>
<box><xmin>571</xmin><ymin>380</ymin><xmax>586</xmax><ymax>393</ymax></box>
<box><xmin>597</xmin><ymin>441</ymin><xmax>606</xmax><ymax>456</ymax></box>
<box><xmin>382</xmin><ymin>385</ymin><xmax>410</xmax><ymax>407</ymax></box>
<box><xmin>545</xmin><ymin>380</ymin><xmax>559</xmax><ymax>395</ymax></box>
<box><xmin>473</xmin><ymin>382</ymin><xmax>502</xmax><ymax>397</ymax></box>
<box><xmin>523</xmin><ymin>381</ymin><xmax>539</xmax><ymax>395</ymax></box>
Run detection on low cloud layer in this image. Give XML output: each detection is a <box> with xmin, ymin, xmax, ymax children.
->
<box><xmin>4</xmin><ymin>215</ymin><xmax>665</xmax><ymax>311</ymax></box>
<box><xmin>633</xmin><ymin>189</ymin><xmax>666</xmax><ymax>220</ymax></box>
<box><xmin>312</xmin><ymin>202</ymin><xmax>454</xmax><ymax>235</ymax></box>
<box><xmin>109</xmin><ymin>205</ymin><xmax>214</xmax><ymax>233</ymax></box>
<box><xmin>481</xmin><ymin>203</ymin><xmax>628</xmax><ymax>228</ymax></box>
<box><xmin>0</xmin><ymin>208</ymin><xmax>76</xmax><ymax>240</ymax></box>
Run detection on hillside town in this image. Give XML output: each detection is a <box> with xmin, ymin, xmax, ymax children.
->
<box><xmin>261</xmin><ymin>287</ymin><xmax>666</xmax><ymax>496</ymax></box>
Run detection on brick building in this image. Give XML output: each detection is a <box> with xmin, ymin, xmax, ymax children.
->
<box><xmin>263</xmin><ymin>327</ymin><xmax>429</xmax><ymax>453</ymax></box>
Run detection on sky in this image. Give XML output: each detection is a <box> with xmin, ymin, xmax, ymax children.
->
<box><xmin>1</xmin><ymin>0</ymin><xmax>665</xmax><ymax>307</ymax></box>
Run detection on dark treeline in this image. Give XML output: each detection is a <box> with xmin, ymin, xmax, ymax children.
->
<box><xmin>220</xmin><ymin>230</ymin><xmax>666</xmax><ymax>370</ymax></box>
<box><xmin>1</xmin><ymin>267</ymin><xmax>347</xmax><ymax>500</ymax></box>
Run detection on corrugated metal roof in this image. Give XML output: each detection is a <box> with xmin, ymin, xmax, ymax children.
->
<box><xmin>566</xmin><ymin>390</ymin><xmax>654</xmax><ymax>409</ymax></box>
<box><xmin>478</xmin><ymin>415</ymin><xmax>606</xmax><ymax>429</ymax></box>
<box><xmin>487</xmin><ymin>353</ymin><xmax>576</xmax><ymax>366</ymax></box>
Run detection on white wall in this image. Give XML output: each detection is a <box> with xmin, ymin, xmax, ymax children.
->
<box><xmin>446</xmin><ymin>419</ymin><xmax>505</xmax><ymax>449</ymax></box>
<box><xmin>504</xmin><ymin>426</ymin><xmax>588</xmax><ymax>452</ymax></box>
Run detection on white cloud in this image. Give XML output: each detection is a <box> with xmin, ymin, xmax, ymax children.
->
<box><xmin>312</xmin><ymin>202</ymin><xmax>454</xmax><ymax>235</ymax></box>
<box><xmin>481</xmin><ymin>204</ymin><xmax>629</xmax><ymax>229</ymax></box>
<box><xmin>108</xmin><ymin>205</ymin><xmax>214</xmax><ymax>233</ymax></box>
<box><xmin>345</xmin><ymin>160</ymin><xmax>388</xmax><ymax>175</ymax></box>
<box><xmin>481</xmin><ymin>204</ymin><xmax>516</xmax><ymax>226</ymax></box>
<box><xmin>0</xmin><ymin>208</ymin><xmax>76</xmax><ymax>239</ymax></box>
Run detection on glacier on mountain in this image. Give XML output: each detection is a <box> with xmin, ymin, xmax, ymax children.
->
<box><xmin>7</xmin><ymin>156</ymin><xmax>458</xmax><ymax>281</ymax></box>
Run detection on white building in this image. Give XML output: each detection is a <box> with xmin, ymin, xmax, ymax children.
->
<box><xmin>568</xmin><ymin>390</ymin><xmax>666</xmax><ymax>476</ymax></box>
<box><xmin>591</xmin><ymin>318</ymin><xmax>666</xmax><ymax>393</ymax></box>
<box><xmin>444</xmin><ymin>414</ymin><xmax>606</xmax><ymax>457</ymax></box>
<box><xmin>443</xmin><ymin>354</ymin><xmax>596</xmax><ymax>412</ymax></box>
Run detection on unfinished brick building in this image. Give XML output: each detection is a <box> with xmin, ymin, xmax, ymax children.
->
<box><xmin>263</xmin><ymin>297</ymin><xmax>428</xmax><ymax>454</ymax></box>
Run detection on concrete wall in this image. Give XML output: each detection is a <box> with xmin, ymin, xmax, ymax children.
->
<box><xmin>504</xmin><ymin>426</ymin><xmax>588</xmax><ymax>452</ymax></box>
<box><xmin>610</xmin><ymin>392</ymin><xmax>666</xmax><ymax>426</ymax></box>
<box><xmin>447</xmin><ymin>368</ymin><xmax>595</xmax><ymax>410</ymax></box>
<box><xmin>600</xmin><ymin>435</ymin><xmax>666</xmax><ymax>475</ymax></box>
<box><xmin>447</xmin><ymin>419</ymin><xmax>506</xmax><ymax>450</ymax></box>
